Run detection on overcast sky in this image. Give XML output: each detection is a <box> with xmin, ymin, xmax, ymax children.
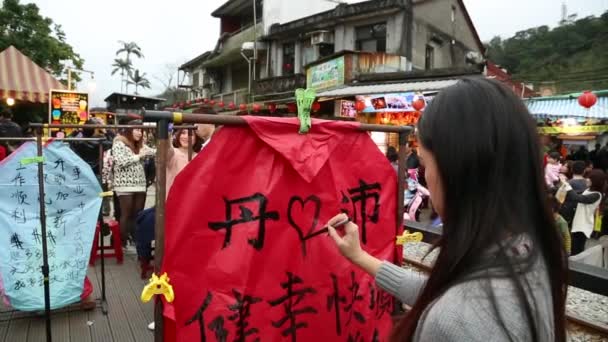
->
<box><xmin>23</xmin><ymin>0</ymin><xmax>608</xmax><ymax>107</ymax></box>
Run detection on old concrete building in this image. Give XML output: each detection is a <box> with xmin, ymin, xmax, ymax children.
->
<box><xmin>178</xmin><ymin>0</ymin><xmax>485</xmax><ymax>109</ymax></box>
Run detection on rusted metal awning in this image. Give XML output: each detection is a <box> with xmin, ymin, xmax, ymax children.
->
<box><xmin>0</xmin><ymin>45</ymin><xmax>65</xmax><ymax>103</ymax></box>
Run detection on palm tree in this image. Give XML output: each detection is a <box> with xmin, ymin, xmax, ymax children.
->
<box><xmin>111</xmin><ymin>58</ymin><xmax>132</xmax><ymax>93</ymax></box>
<box><xmin>117</xmin><ymin>41</ymin><xmax>144</xmax><ymax>92</ymax></box>
<box><xmin>128</xmin><ymin>69</ymin><xmax>151</xmax><ymax>95</ymax></box>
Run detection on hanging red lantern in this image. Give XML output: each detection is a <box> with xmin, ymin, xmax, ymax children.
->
<box><xmin>239</xmin><ymin>103</ymin><xmax>247</xmax><ymax>111</ymax></box>
<box><xmin>209</xmin><ymin>100</ymin><xmax>216</xmax><ymax>106</ymax></box>
<box><xmin>311</xmin><ymin>101</ymin><xmax>321</xmax><ymax>112</ymax></box>
<box><xmin>287</xmin><ymin>103</ymin><xmax>297</xmax><ymax>113</ymax></box>
<box><xmin>355</xmin><ymin>100</ymin><xmax>366</xmax><ymax>112</ymax></box>
<box><xmin>218</xmin><ymin>101</ymin><xmax>225</xmax><ymax>108</ymax></box>
<box><xmin>203</xmin><ymin>98</ymin><xmax>209</xmax><ymax>104</ymax></box>
<box><xmin>228</xmin><ymin>102</ymin><xmax>236</xmax><ymax>109</ymax></box>
<box><xmin>412</xmin><ymin>98</ymin><xmax>425</xmax><ymax>111</ymax></box>
<box><xmin>268</xmin><ymin>103</ymin><xmax>277</xmax><ymax>113</ymax></box>
<box><xmin>252</xmin><ymin>103</ymin><xmax>261</xmax><ymax>113</ymax></box>
<box><xmin>578</xmin><ymin>91</ymin><xmax>597</xmax><ymax>109</ymax></box>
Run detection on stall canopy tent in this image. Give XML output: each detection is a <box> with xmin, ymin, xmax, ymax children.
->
<box><xmin>0</xmin><ymin>45</ymin><xmax>65</xmax><ymax>103</ymax></box>
<box><xmin>525</xmin><ymin>91</ymin><xmax>608</xmax><ymax>120</ymax></box>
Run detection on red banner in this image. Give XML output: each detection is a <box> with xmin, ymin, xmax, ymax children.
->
<box><xmin>162</xmin><ymin>117</ymin><xmax>400</xmax><ymax>342</ymax></box>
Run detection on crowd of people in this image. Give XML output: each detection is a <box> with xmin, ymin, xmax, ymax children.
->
<box><xmin>545</xmin><ymin>145</ymin><xmax>608</xmax><ymax>256</ymax></box>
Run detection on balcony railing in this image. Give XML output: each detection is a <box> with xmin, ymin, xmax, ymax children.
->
<box><xmin>253</xmin><ymin>74</ymin><xmax>306</xmax><ymax>97</ymax></box>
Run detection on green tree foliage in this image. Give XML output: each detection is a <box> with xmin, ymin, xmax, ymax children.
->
<box><xmin>115</xmin><ymin>41</ymin><xmax>144</xmax><ymax>93</ymax></box>
<box><xmin>486</xmin><ymin>11</ymin><xmax>608</xmax><ymax>93</ymax></box>
<box><xmin>0</xmin><ymin>0</ymin><xmax>84</xmax><ymax>82</ymax></box>
<box><xmin>128</xmin><ymin>69</ymin><xmax>151</xmax><ymax>95</ymax></box>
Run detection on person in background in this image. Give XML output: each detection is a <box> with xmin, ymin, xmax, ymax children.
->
<box><xmin>590</xmin><ymin>143</ymin><xmax>601</xmax><ymax>169</ymax></box>
<box><xmin>111</xmin><ymin>120</ymin><xmax>156</xmax><ymax>253</ymax></box>
<box><xmin>560</xmin><ymin>160</ymin><xmax>573</xmax><ymax>181</ymax></box>
<box><xmin>0</xmin><ymin>107</ymin><xmax>22</xmax><ymax>159</ymax></box>
<box><xmin>326</xmin><ymin>78</ymin><xmax>566</xmax><ymax>341</ymax></box>
<box><xmin>570</xmin><ymin>169</ymin><xmax>606</xmax><ymax>255</ymax></box>
<box><xmin>196</xmin><ymin>124</ymin><xmax>215</xmax><ymax>151</ymax></box>
<box><xmin>386</xmin><ymin>146</ymin><xmax>399</xmax><ymax>173</ymax></box>
<box><xmin>559</xmin><ymin>161</ymin><xmax>590</xmax><ymax>228</ymax></box>
<box><xmin>545</xmin><ymin>151</ymin><xmax>562</xmax><ymax>188</ymax></box>
<box><xmin>137</xmin><ymin>127</ymin><xmax>200</xmax><ymax>278</ymax></box>
<box><xmin>573</xmin><ymin>146</ymin><xmax>589</xmax><ymax>161</ymax></box>
<box><xmin>144</xmin><ymin>124</ymin><xmax>215</xmax><ymax>331</ymax></box>
<box><xmin>70</xmin><ymin>118</ymin><xmax>113</xmax><ymax>176</ymax></box>
<box><xmin>405</xmin><ymin>141</ymin><xmax>420</xmax><ymax>170</ymax></box>
<box><xmin>550</xmin><ymin>196</ymin><xmax>571</xmax><ymax>255</ymax></box>
<box><xmin>583</xmin><ymin>160</ymin><xmax>594</xmax><ymax>178</ymax></box>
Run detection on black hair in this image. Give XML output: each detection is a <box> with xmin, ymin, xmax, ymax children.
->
<box><xmin>572</xmin><ymin>161</ymin><xmax>586</xmax><ymax>175</ymax></box>
<box><xmin>548</xmin><ymin>151</ymin><xmax>561</xmax><ymax>161</ymax></box>
<box><xmin>588</xmin><ymin>169</ymin><xmax>606</xmax><ymax>193</ymax></box>
<box><xmin>386</xmin><ymin>146</ymin><xmax>398</xmax><ymax>163</ymax></box>
<box><xmin>82</xmin><ymin>119</ymin><xmax>96</xmax><ymax>138</ymax></box>
<box><xmin>393</xmin><ymin>78</ymin><xmax>567</xmax><ymax>341</ymax></box>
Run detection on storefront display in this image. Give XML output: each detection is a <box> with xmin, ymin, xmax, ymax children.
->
<box><xmin>48</xmin><ymin>89</ymin><xmax>89</xmax><ymax>137</ymax></box>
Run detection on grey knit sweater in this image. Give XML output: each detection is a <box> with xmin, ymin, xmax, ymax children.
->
<box><xmin>376</xmin><ymin>249</ymin><xmax>555</xmax><ymax>341</ymax></box>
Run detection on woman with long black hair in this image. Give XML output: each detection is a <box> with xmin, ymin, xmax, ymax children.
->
<box><xmin>327</xmin><ymin>78</ymin><xmax>567</xmax><ymax>341</ymax></box>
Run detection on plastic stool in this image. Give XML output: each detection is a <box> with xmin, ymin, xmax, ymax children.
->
<box><xmin>90</xmin><ymin>219</ymin><xmax>123</xmax><ymax>265</ymax></box>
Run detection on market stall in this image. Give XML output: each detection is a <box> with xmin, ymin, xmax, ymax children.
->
<box><xmin>526</xmin><ymin>90</ymin><xmax>608</xmax><ymax>150</ymax></box>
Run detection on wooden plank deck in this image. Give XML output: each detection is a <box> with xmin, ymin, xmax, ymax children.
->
<box><xmin>0</xmin><ymin>255</ymin><xmax>154</xmax><ymax>342</ymax></box>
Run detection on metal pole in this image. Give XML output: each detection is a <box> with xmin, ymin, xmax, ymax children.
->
<box><xmin>97</xmin><ymin>143</ymin><xmax>108</xmax><ymax>312</ymax></box>
<box><xmin>394</xmin><ymin>131</ymin><xmax>409</xmax><ymax>315</ymax></box>
<box><xmin>143</xmin><ymin>111</ymin><xmax>413</xmax><ymax>134</ymax></box>
<box><xmin>29</xmin><ymin>123</ymin><xmax>196</xmax><ymax>130</ymax></box>
<box><xmin>154</xmin><ymin>119</ymin><xmax>169</xmax><ymax>342</ymax></box>
<box><xmin>36</xmin><ymin>130</ymin><xmax>53</xmax><ymax>342</ymax></box>
<box><xmin>187</xmin><ymin>128</ymin><xmax>193</xmax><ymax>161</ymax></box>
<box><xmin>253</xmin><ymin>0</ymin><xmax>257</xmax><ymax>81</ymax></box>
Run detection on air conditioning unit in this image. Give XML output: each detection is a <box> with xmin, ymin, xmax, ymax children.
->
<box><xmin>310</xmin><ymin>31</ymin><xmax>333</xmax><ymax>45</ymax></box>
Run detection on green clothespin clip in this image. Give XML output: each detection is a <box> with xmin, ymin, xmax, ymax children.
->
<box><xmin>295</xmin><ymin>88</ymin><xmax>316</xmax><ymax>134</ymax></box>
<box><xmin>20</xmin><ymin>156</ymin><xmax>45</xmax><ymax>166</ymax></box>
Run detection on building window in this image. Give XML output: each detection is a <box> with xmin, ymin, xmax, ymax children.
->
<box><xmin>192</xmin><ymin>72</ymin><xmax>200</xmax><ymax>87</ymax></box>
<box><xmin>355</xmin><ymin>22</ymin><xmax>387</xmax><ymax>52</ymax></box>
<box><xmin>319</xmin><ymin>44</ymin><xmax>335</xmax><ymax>58</ymax></box>
<box><xmin>282</xmin><ymin>42</ymin><xmax>296</xmax><ymax>75</ymax></box>
<box><xmin>302</xmin><ymin>40</ymin><xmax>315</xmax><ymax>67</ymax></box>
<box><xmin>425</xmin><ymin>45</ymin><xmax>434</xmax><ymax>70</ymax></box>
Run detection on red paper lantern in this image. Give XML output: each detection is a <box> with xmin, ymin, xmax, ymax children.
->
<box><xmin>239</xmin><ymin>103</ymin><xmax>247</xmax><ymax>111</ymax></box>
<box><xmin>228</xmin><ymin>102</ymin><xmax>236</xmax><ymax>109</ymax></box>
<box><xmin>203</xmin><ymin>98</ymin><xmax>209</xmax><ymax>104</ymax></box>
<box><xmin>252</xmin><ymin>103</ymin><xmax>261</xmax><ymax>113</ymax></box>
<box><xmin>312</xmin><ymin>101</ymin><xmax>321</xmax><ymax>112</ymax></box>
<box><xmin>287</xmin><ymin>103</ymin><xmax>297</xmax><ymax>113</ymax></box>
<box><xmin>210</xmin><ymin>100</ymin><xmax>216</xmax><ymax>106</ymax></box>
<box><xmin>268</xmin><ymin>103</ymin><xmax>277</xmax><ymax>113</ymax></box>
<box><xmin>218</xmin><ymin>101</ymin><xmax>225</xmax><ymax>108</ymax></box>
<box><xmin>412</xmin><ymin>98</ymin><xmax>425</xmax><ymax>111</ymax></box>
<box><xmin>355</xmin><ymin>101</ymin><xmax>366</xmax><ymax>112</ymax></box>
<box><xmin>578</xmin><ymin>91</ymin><xmax>597</xmax><ymax>109</ymax></box>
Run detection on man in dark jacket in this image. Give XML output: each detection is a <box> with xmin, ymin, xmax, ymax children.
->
<box><xmin>559</xmin><ymin>161</ymin><xmax>589</xmax><ymax>227</ymax></box>
<box><xmin>70</xmin><ymin>119</ymin><xmax>112</xmax><ymax>176</ymax></box>
<box><xmin>0</xmin><ymin>108</ymin><xmax>23</xmax><ymax>158</ymax></box>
